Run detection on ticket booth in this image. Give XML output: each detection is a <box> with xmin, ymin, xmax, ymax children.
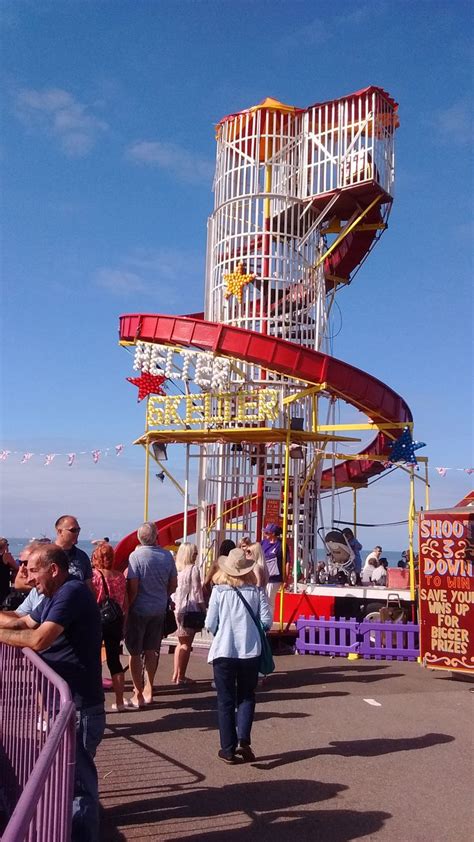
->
<box><xmin>419</xmin><ymin>506</ymin><xmax>474</xmax><ymax>676</ymax></box>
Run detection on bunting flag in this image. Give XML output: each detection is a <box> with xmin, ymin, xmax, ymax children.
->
<box><xmin>436</xmin><ymin>467</ymin><xmax>474</xmax><ymax>477</ymax></box>
<box><xmin>387</xmin><ymin>427</ymin><xmax>426</xmax><ymax>465</ymax></box>
<box><xmin>126</xmin><ymin>372</ymin><xmax>166</xmax><ymax>402</ymax></box>
<box><xmin>0</xmin><ymin>444</ymin><xmax>127</xmax><ymax>466</ymax></box>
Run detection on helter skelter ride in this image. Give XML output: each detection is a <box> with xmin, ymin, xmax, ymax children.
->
<box><xmin>116</xmin><ymin>86</ymin><xmax>427</xmax><ymax>598</ymax></box>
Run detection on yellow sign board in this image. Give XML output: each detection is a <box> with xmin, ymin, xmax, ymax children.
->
<box><xmin>147</xmin><ymin>388</ymin><xmax>280</xmax><ymax>429</ymax></box>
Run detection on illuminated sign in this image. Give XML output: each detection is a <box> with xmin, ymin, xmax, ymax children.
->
<box><xmin>133</xmin><ymin>342</ymin><xmax>244</xmax><ymax>390</ymax></box>
<box><xmin>147</xmin><ymin>388</ymin><xmax>280</xmax><ymax>428</ymax></box>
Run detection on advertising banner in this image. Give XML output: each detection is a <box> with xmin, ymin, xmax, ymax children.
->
<box><xmin>419</xmin><ymin>510</ymin><xmax>474</xmax><ymax>674</ymax></box>
<box><xmin>263</xmin><ymin>481</ymin><xmax>282</xmax><ymax>527</ymax></box>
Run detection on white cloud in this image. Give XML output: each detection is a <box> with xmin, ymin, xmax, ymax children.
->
<box><xmin>95</xmin><ymin>268</ymin><xmax>149</xmax><ymax>295</ymax></box>
<box><xmin>434</xmin><ymin>100</ymin><xmax>472</xmax><ymax>146</ymax></box>
<box><xmin>95</xmin><ymin>247</ymin><xmax>204</xmax><ymax>303</ymax></box>
<box><xmin>15</xmin><ymin>87</ymin><xmax>108</xmax><ymax>156</ymax></box>
<box><xmin>126</xmin><ymin>140</ymin><xmax>213</xmax><ymax>185</ymax></box>
<box><xmin>0</xmin><ymin>456</ymin><xmax>183</xmax><ymax>539</ymax></box>
<box><xmin>126</xmin><ymin>247</ymin><xmax>203</xmax><ymax>282</ymax></box>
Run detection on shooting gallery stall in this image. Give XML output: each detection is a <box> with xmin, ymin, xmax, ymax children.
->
<box><xmin>419</xmin><ymin>507</ymin><xmax>474</xmax><ymax>676</ymax></box>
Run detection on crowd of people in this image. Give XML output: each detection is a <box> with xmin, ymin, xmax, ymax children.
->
<box><xmin>0</xmin><ymin>517</ymin><xmax>282</xmax><ymax>840</ymax></box>
<box><xmin>0</xmin><ymin>516</ymin><xmax>416</xmax><ymax>839</ymax></box>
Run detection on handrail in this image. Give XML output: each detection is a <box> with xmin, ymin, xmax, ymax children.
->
<box><xmin>0</xmin><ymin>645</ymin><xmax>76</xmax><ymax>842</ymax></box>
<box><xmin>2</xmin><ymin>702</ymin><xmax>76</xmax><ymax>842</ymax></box>
<box><xmin>21</xmin><ymin>646</ymin><xmax>72</xmax><ymax>704</ymax></box>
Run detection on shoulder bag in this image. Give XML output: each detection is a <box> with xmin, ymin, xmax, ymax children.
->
<box><xmin>182</xmin><ymin>568</ymin><xmax>206</xmax><ymax>630</ymax></box>
<box><xmin>233</xmin><ymin>588</ymin><xmax>275</xmax><ymax>675</ymax></box>
<box><xmin>163</xmin><ymin>599</ymin><xmax>178</xmax><ymax>637</ymax></box>
<box><xmin>98</xmin><ymin>571</ymin><xmax>124</xmax><ymax>628</ymax></box>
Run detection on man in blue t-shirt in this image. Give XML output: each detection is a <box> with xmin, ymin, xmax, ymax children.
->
<box><xmin>54</xmin><ymin>513</ymin><xmax>93</xmax><ymax>589</ymax></box>
<box><xmin>125</xmin><ymin>521</ymin><xmax>177</xmax><ymax>707</ymax></box>
<box><xmin>0</xmin><ymin>543</ymin><xmax>105</xmax><ymax>842</ymax></box>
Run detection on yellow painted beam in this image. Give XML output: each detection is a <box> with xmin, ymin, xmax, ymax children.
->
<box><xmin>324</xmin><ymin>221</ymin><xmax>387</xmax><ymax>234</ymax></box>
<box><xmin>147</xmin><ymin>445</ymin><xmax>186</xmax><ymax>495</ymax></box>
<box><xmin>134</xmin><ymin>428</ymin><xmax>361</xmax><ymax>446</ymax></box>
<box><xmin>312</xmin><ymin>193</ymin><xmax>383</xmax><ymax>271</ymax></box>
<box><xmin>317</xmin><ymin>422</ymin><xmax>414</xmax><ymax>432</ymax></box>
<box><xmin>283</xmin><ymin>383</ymin><xmax>326</xmax><ymax>405</ymax></box>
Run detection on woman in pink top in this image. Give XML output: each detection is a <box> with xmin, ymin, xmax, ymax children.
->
<box><xmin>172</xmin><ymin>542</ymin><xmax>205</xmax><ymax>685</ymax></box>
<box><xmin>91</xmin><ymin>543</ymin><xmax>127</xmax><ymax>711</ymax></box>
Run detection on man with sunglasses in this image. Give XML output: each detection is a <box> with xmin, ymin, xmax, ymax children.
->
<box><xmin>55</xmin><ymin>515</ymin><xmax>93</xmax><ymax>591</ymax></box>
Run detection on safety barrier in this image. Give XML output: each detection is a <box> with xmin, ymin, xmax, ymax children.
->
<box><xmin>295</xmin><ymin>616</ymin><xmax>419</xmax><ymax>661</ymax></box>
<box><xmin>295</xmin><ymin>616</ymin><xmax>358</xmax><ymax>657</ymax></box>
<box><xmin>0</xmin><ymin>644</ymin><xmax>76</xmax><ymax>842</ymax></box>
<box><xmin>359</xmin><ymin>620</ymin><xmax>419</xmax><ymax>661</ymax></box>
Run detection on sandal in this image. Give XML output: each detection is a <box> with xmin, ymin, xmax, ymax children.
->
<box><xmin>124</xmin><ymin>698</ymin><xmax>142</xmax><ymax>709</ymax></box>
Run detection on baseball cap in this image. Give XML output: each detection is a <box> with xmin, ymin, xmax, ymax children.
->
<box><xmin>263</xmin><ymin>523</ymin><xmax>279</xmax><ymax>534</ymax></box>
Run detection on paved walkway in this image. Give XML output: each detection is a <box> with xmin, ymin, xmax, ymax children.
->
<box><xmin>96</xmin><ymin>649</ymin><xmax>473</xmax><ymax>841</ymax></box>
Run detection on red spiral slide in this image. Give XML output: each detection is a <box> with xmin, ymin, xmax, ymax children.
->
<box><xmin>114</xmin><ymin>310</ymin><xmax>411</xmax><ymax>566</ymax></box>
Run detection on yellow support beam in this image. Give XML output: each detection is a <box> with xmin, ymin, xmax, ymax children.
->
<box><xmin>283</xmin><ymin>383</ymin><xmax>327</xmax><ymax>405</ymax></box>
<box><xmin>134</xmin><ymin>428</ymin><xmax>361</xmax><ymax>446</ymax></box>
<box><xmin>317</xmin><ymin>422</ymin><xmax>414</xmax><ymax>432</ymax></box>
<box><xmin>146</xmin><ymin>445</ymin><xmax>185</xmax><ymax>496</ymax></box>
<box><xmin>312</xmin><ymin>193</ymin><xmax>383</xmax><ymax>271</ymax></box>
<box><xmin>324</xmin><ymin>221</ymin><xmax>387</xmax><ymax>234</ymax></box>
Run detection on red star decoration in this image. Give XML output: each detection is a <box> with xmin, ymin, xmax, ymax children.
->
<box><xmin>127</xmin><ymin>373</ymin><xmax>166</xmax><ymax>402</ymax></box>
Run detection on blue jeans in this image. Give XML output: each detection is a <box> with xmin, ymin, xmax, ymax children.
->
<box><xmin>213</xmin><ymin>657</ymin><xmax>260</xmax><ymax>756</ymax></box>
<box><xmin>72</xmin><ymin>705</ymin><xmax>106</xmax><ymax>842</ymax></box>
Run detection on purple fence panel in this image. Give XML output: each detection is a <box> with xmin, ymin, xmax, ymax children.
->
<box><xmin>359</xmin><ymin>621</ymin><xmax>420</xmax><ymax>661</ymax></box>
<box><xmin>296</xmin><ymin>616</ymin><xmax>359</xmax><ymax>656</ymax></box>
<box><xmin>0</xmin><ymin>644</ymin><xmax>76</xmax><ymax>842</ymax></box>
<box><xmin>296</xmin><ymin>616</ymin><xmax>420</xmax><ymax>661</ymax></box>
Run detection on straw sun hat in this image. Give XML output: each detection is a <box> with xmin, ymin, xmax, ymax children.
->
<box><xmin>218</xmin><ymin>547</ymin><xmax>256</xmax><ymax>577</ymax></box>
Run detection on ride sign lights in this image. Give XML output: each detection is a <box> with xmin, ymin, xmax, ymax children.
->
<box><xmin>147</xmin><ymin>388</ymin><xmax>280</xmax><ymax>429</ymax></box>
<box><xmin>133</xmin><ymin>342</ymin><xmax>244</xmax><ymax>390</ymax></box>
<box><xmin>134</xmin><ymin>340</ymin><xmax>282</xmax><ymax>430</ymax></box>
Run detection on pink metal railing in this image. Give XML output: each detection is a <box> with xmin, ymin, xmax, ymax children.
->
<box><xmin>0</xmin><ymin>644</ymin><xmax>76</xmax><ymax>842</ymax></box>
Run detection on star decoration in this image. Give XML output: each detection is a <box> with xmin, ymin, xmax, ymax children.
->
<box><xmin>127</xmin><ymin>372</ymin><xmax>166</xmax><ymax>402</ymax></box>
<box><xmin>387</xmin><ymin>427</ymin><xmax>426</xmax><ymax>465</ymax></box>
<box><xmin>224</xmin><ymin>261</ymin><xmax>256</xmax><ymax>301</ymax></box>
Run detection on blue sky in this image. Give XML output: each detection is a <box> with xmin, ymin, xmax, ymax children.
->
<box><xmin>1</xmin><ymin>0</ymin><xmax>472</xmax><ymax>549</ymax></box>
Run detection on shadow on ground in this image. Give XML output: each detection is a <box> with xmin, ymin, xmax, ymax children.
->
<box><xmin>100</xmin><ymin>778</ymin><xmax>390</xmax><ymax>842</ymax></box>
<box><xmin>252</xmin><ymin>732</ymin><xmax>455</xmax><ymax>770</ymax></box>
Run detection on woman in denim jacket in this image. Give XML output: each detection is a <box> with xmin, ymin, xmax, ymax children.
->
<box><xmin>205</xmin><ymin>547</ymin><xmax>272</xmax><ymax>764</ymax></box>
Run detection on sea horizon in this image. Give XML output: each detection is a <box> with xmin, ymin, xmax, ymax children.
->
<box><xmin>5</xmin><ymin>538</ymin><xmax>407</xmax><ymax>567</ymax></box>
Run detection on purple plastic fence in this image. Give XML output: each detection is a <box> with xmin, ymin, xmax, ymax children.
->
<box><xmin>295</xmin><ymin>616</ymin><xmax>420</xmax><ymax>661</ymax></box>
<box><xmin>295</xmin><ymin>616</ymin><xmax>359</xmax><ymax>657</ymax></box>
<box><xmin>359</xmin><ymin>620</ymin><xmax>420</xmax><ymax>661</ymax></box>
<box><xmin>0</xmin><ymin>644</ymin><xmax>76</xmax><ymax>842</ymax></box>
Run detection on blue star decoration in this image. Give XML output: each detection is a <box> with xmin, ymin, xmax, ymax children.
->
<box><xmin>388</xmin><ymin>427</ymin><xmax>426</xmax><ymax>465</ymax></box>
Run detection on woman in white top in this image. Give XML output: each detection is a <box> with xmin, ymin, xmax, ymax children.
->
<box><xmin>241</xmin><ymin>541</ymin><xmax>269</xmax><ymax>588</ymax></box>
<box><xmin>172</xmin><ymin>542</ymin><xmax>205</xmax><ymax>685</ymax></box>
<box><xmin>206</xmin><ymin>547</ymin><xmax>272</xmax><ymax>764</ymax></box>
